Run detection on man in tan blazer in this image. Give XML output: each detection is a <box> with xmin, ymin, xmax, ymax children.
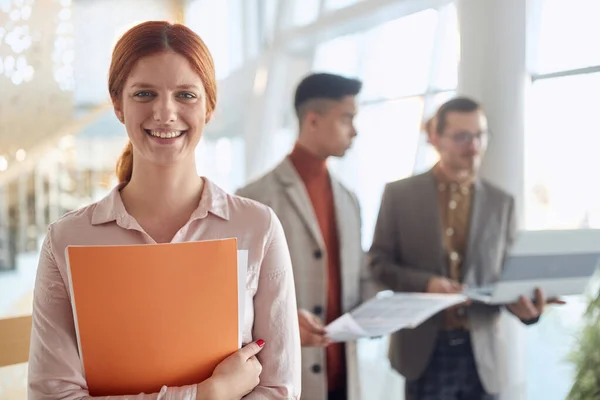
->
<box><xmin>369</xmin><ymin>97</ymin><xmax>562</xmax><ymax>400</ymax></box>
<box><xmin>236</xmin><ymin>73</ymin><xmax>374</xmax><ymax>400</ymax></box>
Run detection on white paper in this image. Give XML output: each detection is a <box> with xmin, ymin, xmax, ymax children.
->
<box><xmin>325</xmin><ymin>314</ymin><xmax>369</xmax><ymax>342</ymax></box>
<box><xmin>237</xmin><ymin>250</ymin><xmax>248</xmax><ymax>348</ymax></box>
<box><xmin>325</xmin><ymin>291</ymin><xmax>468</xmax><ymax>342</ymax></box>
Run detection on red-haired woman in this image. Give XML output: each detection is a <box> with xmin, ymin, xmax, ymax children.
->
<box><xmin>28</xmin><ymin>21</ymin><xmax>301</xmax><ymax>400</ymax></box>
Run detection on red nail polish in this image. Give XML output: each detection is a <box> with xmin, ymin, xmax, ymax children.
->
<box><xmin>256</xmin><ymin>339</ymin><xmax>265</xmax><ymax>347</ymax></box>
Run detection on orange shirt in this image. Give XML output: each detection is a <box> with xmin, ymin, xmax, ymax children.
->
<box><xmin>289</xmin><ymin>143</ymin><xmax>346</xmax><ymax>392</ymax></box>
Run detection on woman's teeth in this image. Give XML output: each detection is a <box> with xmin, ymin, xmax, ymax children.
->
<box><xmin>148</xmin><ymin>130</ymin><xmax>184</xmax><ymax>139</ymax></box>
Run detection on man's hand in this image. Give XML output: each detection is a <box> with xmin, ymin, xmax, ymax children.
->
<box><xmin>427</xmin><ymin>277</ymin><xmax>471</xmax><ymax>307</ymax></box>
<box><xmin>298</xmin><ymin>309</ymin><xmax>331</xmax><ymax>347</ymax></box>
<box><xmin>426</xmin><ymin>276</ymin><xmax>464</xmax><ymax>294</ymax></box>
<box><xmin>507</xmin><ymin>288</ymin><xmax>566</xmax><ymax>321</ymax></box>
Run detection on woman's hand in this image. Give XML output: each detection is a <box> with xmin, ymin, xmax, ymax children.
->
<box><xmin>197</xmin><ymin>340</ymin><xmax>265</xmax><ymax>400</ymax></box>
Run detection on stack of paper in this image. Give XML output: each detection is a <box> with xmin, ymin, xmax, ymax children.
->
<box><xmin>325</xmin><ymin>292</ymin><xmax>467</xmax><ymax>342</ymax></box>
<box><xmin>66</xmin><ymin>239</ymin><xmax>246</xmax><ymax>396</ymax></box>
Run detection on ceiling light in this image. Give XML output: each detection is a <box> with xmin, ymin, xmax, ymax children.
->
<box><xmin>0</xmin><ymin>156</ymin><xmax>8</xmax><ymax>172</ymax></box>
<box><xmin>16</xmin><ymin>148</ymin><xmax>26</xmax><ymax>162</ymax></box>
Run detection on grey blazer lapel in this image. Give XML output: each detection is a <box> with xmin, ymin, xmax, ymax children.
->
<box><xmin>414</xmin><ymin>171</ymin><xmax>446</xmax><ymax>275</ymax></box>
<box><xmin>274</xmin><ymin>158</ymin><xmax>324</xmax><ymax>248</ymax></box>
<box><xmin>462</xmin><ymin>179</ymin><xmax>487</xmax><ymax>282</ymax></box>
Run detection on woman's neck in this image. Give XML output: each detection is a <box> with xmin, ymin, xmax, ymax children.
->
<box><xmin>120</xmin><ymin>160</ymin><xmax>204</xmax><ymax>222</ymax></box>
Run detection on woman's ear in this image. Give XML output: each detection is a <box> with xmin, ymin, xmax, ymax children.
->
<box><xmin>205</xmin><ymin>111</ymin><xmax>213</xmax><ymax>123</ymax></box>
<box><xmin>114</xmin><ymin>103</ymin><xmax>124</xmax><ymax>124</ymax></box>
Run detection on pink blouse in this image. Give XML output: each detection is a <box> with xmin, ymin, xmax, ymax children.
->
<box><xmin>28</xmin><ymin>178</ymin><xmax>301</xmax><ymax>399</ymax></box>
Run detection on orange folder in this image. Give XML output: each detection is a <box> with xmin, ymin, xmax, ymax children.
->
<box><xmin>65</xmin><ymin>239</ymin><xmax>239</xmax><ymax>396</ymax></box>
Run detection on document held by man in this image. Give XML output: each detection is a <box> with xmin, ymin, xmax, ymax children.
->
<box><xmin>325</xmin><ymin>292</ymin><xmax>468</xmax><ymax>342</ymax></box>
<box><xmin>65</xmin><ymin>238</ymin><xmax>246</xmax><ymax>397</ymax></box>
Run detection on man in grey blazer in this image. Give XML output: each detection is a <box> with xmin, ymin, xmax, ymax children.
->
<box><xmin>368</xmin><ymin>97</ymin><xmax>560</xmax><ymax>400</ymax></box>
<box><xmin>236</xmin><ymin>73</ymin><xmax>374</xmax><ymax>400</ymax></box>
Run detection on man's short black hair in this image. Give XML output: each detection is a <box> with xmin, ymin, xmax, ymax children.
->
<box><xmin>435</xmin><ymin>97</ymin><xmax>481</xmax><ymax>135</ymax></box>
<box><xmin>294</xmin><ymin>73</ymin><xmax>362</xmax><ymax>118</ymax></box>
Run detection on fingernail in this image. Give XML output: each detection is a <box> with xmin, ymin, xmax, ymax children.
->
<box><xmin>256</xmin><ymin>339</ymin><xmax>265</xmax><ymax>347</ymax></box>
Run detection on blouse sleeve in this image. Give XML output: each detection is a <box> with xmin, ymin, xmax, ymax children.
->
<box><xmin>246</xmin><ymin>209</ymin><xmax>301</xmax><ymax>399</ymax></box>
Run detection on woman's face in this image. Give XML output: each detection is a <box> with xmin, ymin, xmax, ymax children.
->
<box><xmin>115</xmin><ymin>50</ymin><xmax>209</xmax><ymax>168</ymax></box>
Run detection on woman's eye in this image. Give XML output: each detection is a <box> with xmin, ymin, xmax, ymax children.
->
<box><xmin>134</xmin><ymin>91</ymin><xmax>154</xmax><ymax>98</ymax></box>
<box><xmin>178</xmin><ymin>92</ymin><xmax>196</xmax><ymax>100</ymax></box>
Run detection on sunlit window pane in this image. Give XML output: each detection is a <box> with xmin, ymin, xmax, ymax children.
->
<box><xmin>361</xmin><ymin>9</ymin><xmax>439</xmax><ymax>101</ymax></box>
<box><xmin>186</xmin><ymin>0</ymin><xmax>244</xmax><ymax>79</ymax></box>
<box><xmin>413</xmin><ymin>91</ymin><xmax>456</xmax><ymax>174</ymax></box>
<box><xmin>526</xmin><ymin>1</ymin><xmax>600</xmax><ymax>397</ymax></box>
<box><xmin>525</xmin><ymin>72</ymin><xmax>600</xmax><ymax>230</ymax></box>
<box><xmin>323</xmin><ymin>0</ymin><xmax>363</xmax><ymax>12</ymax></box>
<box><xmin>262</xmin><ymin>0</ymin><xmax>278</xmax><ymax>44</ymax></box>
<box><xmin>329</xmin><ymin>97</ymin><xmax>425</xmax><ymax>249</ymax></box>
<box><xmin>312</xmin><ymin>34</ymin><xmax>361</xmax><ymax>78</ymax></box>
<box><xmin>429</xmin><ymin>3</ymin><xmax>459</xmax><ymax>90</ymax></box>
<box><xmin>196</xmin><ymin>137</ymin><xmax>245</xmax><ymax>193</ymax></box>
<box><xmin>245</xmin><ymin>0</ymin><xmax>260</xmax><ymax>59</ymax></box>
<box><xmin>292</xmin><ymin>0</ymin><xmax>320</xmax><ymax>27</ymax></box>
<box><xmin>534</xmin><ymin>0</ymin><xmax>600</xmax><ymax>74</ymax></box>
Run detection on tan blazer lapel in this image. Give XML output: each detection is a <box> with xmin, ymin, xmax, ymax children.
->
<box><xmin>330</xmin><ymin>177</ymin><xmax>354</xmax><ymax>308</ymax></box>
<box><xmin>274</xmin><ymin>158</ymin><xmax>324</xmax><ymax>248</ymax></box>
<box><xmin>330</xmin><ymin>177</ymin><xmax>347</xmax><ymax>246</ymax></box>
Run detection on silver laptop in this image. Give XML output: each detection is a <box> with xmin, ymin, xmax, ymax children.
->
<box><xmin>464</xmin><ymin>229</ymin><xmax>600</xmax><ymax>305</ymax></box>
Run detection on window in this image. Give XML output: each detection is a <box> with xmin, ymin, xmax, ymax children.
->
<box><xmin>360</xmin><ymin>9</ymin><xmax>439</xmax><ymax>101</ymax></box>
<box><xmin>312</xmin><ymin>9</ymin><xmax>460</xmax><ymax>394</ymax></box>
<box><xmin>412</xmin><ymin>90</ymin><xmax>456</xmax><ymax>174</ymax></box>
<box><xmin>533</xmin><ymin>0</ymin><xmax>600</xmax><ymax>74</ymax></box>
<box><xmin>313</xmin><ymin>5</ymin><xmax>460</xmax><ymax>250</ymax></box>
<box><xmin>312</xmin><ymin>34</ymin><xmax>362</xmax><ymax>78</ymax></box>
<box><xmin>525</xmin><ymin>72</ymin><xmax>600</xmax><ymax>398</ymax></box>
<box><xmin>323</xmin><ymin>0</ymin><xmax>363</xmax><ymax>13</ymax></box>
<box><xmin>291</xmin><ymin>0</ymin><xmax>321</xmax><ymax>27</ymax></box>
<box><xmin>196</xmin><ymin>137</ymin><xmax>245</xmax><ymax>193</ymax></box>
<box><xmin>429</xmin><ymin>4</ymin><xmax>459</xmax><ymax>91</ymax></box>
<box><xmin>526</xmin><ymin>73</ymin><xmax>600</xmax><ymax>230</ymax></box>
<box><xmin>186</xmin><ymin>0</ymin><xmax>244</xmax><ymax>80</ymax></box>
<box><xmin>261</xmin><ymin>0</ymin><xmax>279</xmax><ymax>45</ymax></box>
<box><xmin>244</xmin><ymin>0</ymin><xmax>261</xmax><ymax>59</ymax></box>
<box><xmin>330</xmin><ymin>97</ymin><xmax>425</xmax><ymax>249</ymax></box>
<box><xmin>524</xmin><ymin>2</ymin><xmax>600</xmax><ymax>398</ymax></box>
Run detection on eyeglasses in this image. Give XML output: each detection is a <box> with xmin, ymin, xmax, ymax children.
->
<box><xmin>443</xmin><ymin>131</ymin><xmax>490</xmax><ymax>146</ymax></box>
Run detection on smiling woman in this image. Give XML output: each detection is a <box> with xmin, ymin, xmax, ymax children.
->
<box><xmin>115</xmin><ymin>51</ymin><xmax>208</xmax><ymax>174</ymax></box>
<box><xmin>27</xmin><ymin>21</ymin><xmax>301</xmax><ymax>400</ymax></box>
<box><xmin>108</xmin><ymin>21</ymin><xmax>217</xmax><ymax>183</ymax></box>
